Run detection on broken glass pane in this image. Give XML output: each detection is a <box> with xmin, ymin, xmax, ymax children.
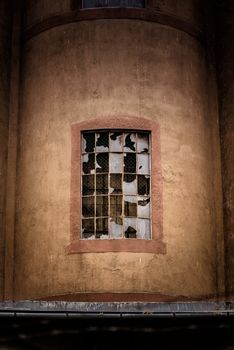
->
<box><xmin>124</xmin><ymin>196</ymin><xmax>137</xmax><ymax>217</ymax></box>
<box><xmin>123</xmin><ymin>174</ymin><xmax>137</xmax><ymax>195</ymax></box>
<box><xmin>82</xmin><ymin>133</ymin><xmax>95</xmax><ymax>153</ymax></box>
<box><xmin>82</xmin><ymin>219</ymin><xmax>95</xmax><ymax>239</ymax></box>
<box><xmin>82</xmin><ymin>175</ymin><xmax>95</xmax><ymax>195</ymax></box>
<box><xmin>124</xmin><ymin>218</ymin><xmax>137</xmax><ymax>238</ymax></box>
<box><xmin>124</xmin><ymin>153</ymin><xmax>136</xmax><ymax>173</ymax></box>
<box><xmin>137</xmin><ymin>154</ymin><xmax>150</xmax><ymax>174</ymax></box>
<box><xmin>138</xmin><ymin>196</ymin><xmax>150</xmax><ymax>218</ymax></box>
<box><xmin>109</xmin><ymin>153</ymin><xmax>123</xmax><ymax>173</ymax></box>
<box><xmin>96</xmin><ymin>153</ymin><xmax>109</xmax><ymax>173</ymax></box>
<box><xmin>124</xmin><ymin>133</ymin><xmax>136</xmax><ymax>152</ymax></box>
<box><xmin>96</xmin><ymin>196</ymin><xmax>108</xmax><ymax>217</ymax></box>
<box><xmin>82</xmin><ymin>196</ymin><xmax>95</xmax><ymax>217</ymax></box>
<box><xmin>109</xmin><ymin>217</ymin><xmax>123</xmax><ymax>238</ymax></box>
<box><xmin>138</xmin><ymin>175</ymin><xmax>150</xmax><ymax>195</ymax></box>
<box><xmin>96</xmin><ymin>218</ymin><xmax>108</xmax><ymax>238</ymax></box>
<box><xmin>137</xmin><ymin>218</ymin><xmax>150</xmax><ymax>239</ymax></box>
<box><xmin>110</xmin><ymin>174</ymin><xmax>122</xmax><ymax>194</ymax></box>
<box><xmin>82</xmin><ymin>153</ymin><xmax>95</xmax><ymax>175</ymax></box>
<box><xmin>96</xmin><ymin>174</ymin><xmax>108</xmax><ymax>194</ymax></box>
<box><xmin>96</xmin><ymin>132</ymin><xmax>109</xmax><ymax>152</ymax></box>
<box><xmin>110</xmin><ymin>132</ymin><xmax>123</xmax><ymax>152</ymax></box>
<box><xmin>110</xmin><ymin>195</ymin><xmax>122</xmax><ymax>217</ymax></box>
<box><xmin>137</xmin><ymin>133</ymin><xmax>149</xmax><ymax>153</ymax></box>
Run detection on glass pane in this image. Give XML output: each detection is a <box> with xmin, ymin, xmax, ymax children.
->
<box><xmin>109</xmin><ymin>217</ymin><xmax>123</xmax><ymax>238</ymax></box>
<box><xmin>137</xmin><ymin>154</ymin><xmax>150</xmax><ymax>174</ymax></box>
<box><xmin>82</xmin><ymin>0</ymin><xmax>145</xmax><ymax>8</ymax></box>
<box><xmin>137</xmin><ymin>219</ymin><xmax>150</xmax><ymax>239</ymax></box>
<box><xmin>82</xmin><ymin>219</ymin><xmax>95</xmax><ymax>239</ymax></box>
<box><xmin>82</xmin><ymin>153</ymin><xmax>95</xmax><ymax>175</ymax></box>
<box><xmin>124</xmin><ymin>153</ymin><xmax>136</xmax><ymax>173</ymax></box>
<box><xmin>124</xmin><ymin>218</ymin><xmax>137</xmax><ymax>238</ymax></box>
<box><xmin>96</xmin><ymin>174</ymin><xmax>108</xmax><ymax>194</ymax></box>
<box><xmin>138</xmin><ymin>175</ymin><xmax>150</xmax><ymax>195</ymax></box>
<box><xmin>82</xmin><ymin>132</ymin><xmax>95</xmax><ymax>153</ymax></box>
<box><xmin>82</xmin><ymin>175</ymin><xmax>95</xmax><ymax>195</ymax></box>
<box><xmin>110</xmin><ymin>195</ymin><xmax>122</xmax><ymax>217</ymax></box>
<box><xmin>110</xmin><ymin>132</ymin><xmax>123</xmax><ymax>152</ymax></box>
<box><xmin>96</xmin><ymin>196</ymin><xmax>108</xmax><ymax>217</ymax></box>
<box><xmin>109</xmin><ymin>153</ymin><xmax>123</xmax><ymax>173</ymax></box>
<box><xmin>124</xmin><ymin>133</ymin><xmax>136</xmax><ymax>152</ymax></box>
<box><xmin>138</xmin><ymin>196</ymin><xmax>150</xmax><ymax>218</ymax></box>
<box><xmin>124</xmin><ymin>196</ymin><xmax>137</xmax><ymax>217</ymax></box>
<box><xmin>110</xmin><ymin>174</ymin><xmax>122</xmax><ymax>194</ymax></box>
<box><xmin>96</xmin><ymin>132</ymin><xmax>109</xmax><ymax>152</ymax></box>
<box><xmin>123</xmin><ymin>174</ymin><xmax>137</xmax><ymax>195</ymax></box>
<box><xmin>96</xmin><ymin>218</ymin><xmax>108</xmax><ymax>238</ymax></box>
<box><xmin>96</xmin><ymin>153</ymin><xmax>109</xmax><ymax>173</ymax></box>
<box><xmin>125</xmin><ymin>0</ymin><xmax>145</xmax><ymax>8</ymax></box>
<box><xmin>137</xmin><ymin>132</ymin><xmax>149</xmax><ymax>153</ymax></box>
<box><xmin>82</xmin><ymin>196</ymin><xmax>95</xmax><ymax>217</ymax></box>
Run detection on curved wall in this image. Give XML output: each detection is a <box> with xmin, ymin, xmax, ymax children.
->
<box><xmin>216</xmin><ymin>1</ymin><xmax>234</xmax><ymax>300</ymax></box>
<box><xmin>14</xmin><ymin>0</ymin><xmax>223</xmax><ymax>300</ymax></box>
<box><xmin>0</xmin><ymin>1</ymin><xmax>12</xmax><ymax>300</ymax></box>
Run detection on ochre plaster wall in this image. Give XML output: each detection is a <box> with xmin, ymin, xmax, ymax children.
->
<box><xmin>0</xmin><ymin>1</ymin><xmax>12</xmax><ymax>300</ymax></box>
<box><xmin>14</xmin><ymin>1</ymin><xmax>223</xmax><ymax>300</ymax></box>
<box><xmin>216</xmin><ymin>2</ymin><xmax>234</xmax><ymax>299</ymax></box>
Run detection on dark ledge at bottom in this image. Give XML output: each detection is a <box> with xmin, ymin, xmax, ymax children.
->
<box><xmin>0</xmin><ymin>300</ymin><xmax>233</xmax><ymax>317</ymax></box>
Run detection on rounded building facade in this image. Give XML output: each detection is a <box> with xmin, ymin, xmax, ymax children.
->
<box><xmin>7</xmin><ymin>0</ymin><xmax>225</xmax><ymax>300</ymax></box>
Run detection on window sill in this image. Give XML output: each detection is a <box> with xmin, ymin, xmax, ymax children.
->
<box><xmin>68</xmin><ymin>238</ymin><xmax>166</xmax><ymax>253</ymax></box>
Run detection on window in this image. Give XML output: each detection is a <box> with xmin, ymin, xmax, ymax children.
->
<box><xmin>82</xmin><ymin>130</ymin><xmax>151</xmax><ymax>240</ymax></box>
<box><xmin>82</xmin><ymin>0</ymin><xmax>145</xmax><ymax>9</ymax></box>
<box><xmin>69</xmin><ymin>117</ymin><xmax>165</xmax><ymax>253</ymax></box>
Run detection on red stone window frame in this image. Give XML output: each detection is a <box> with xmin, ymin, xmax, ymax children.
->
<box><xmin>68</xmin><ymin>116</ymin><xmax>165</xmax><ymax>254</ymax></box>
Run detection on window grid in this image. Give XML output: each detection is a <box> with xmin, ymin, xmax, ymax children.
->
<box><xmin>81</xmin><ymin>130</ymin><xmax>151</xmax><ymax>240</ymax></box>
<box><xmin>82</xmin><ymin>0</ymin><xmax>146</xmax><ymax>9</ymax></box>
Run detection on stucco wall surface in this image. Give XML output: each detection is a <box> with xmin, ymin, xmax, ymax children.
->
<box><xmin>0</xmin><ymin>1</ymin><xmax>12</xmax><ymax>300</ymax></box>
<box><xmin>14</xmin><ymin>17</ymin><xmax>222</xmax><ymax>300</ymax></box>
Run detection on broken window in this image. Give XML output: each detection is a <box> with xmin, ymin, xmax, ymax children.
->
<box><xmin>81</xmin><ymin>130</ymin><xmax>151</xmax><ymax>239</ymax></box>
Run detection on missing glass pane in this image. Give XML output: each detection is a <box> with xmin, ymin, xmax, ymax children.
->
<box><xmin>96</xmin><ymin>218</ymin><xmax>108</xmax><ymax>238</ymax></box>
<box><xmin>82</xmin><ymin>133</ymin><xmax>95</xmax><ymax>153</ymax></box>
<box><xmin>124</xmin><ymin>133</ymin><xmax>136</xmax><ymax>152</ymax></box>
<box><xmin>138</xmin><ymin>175</ymin><xmax>150</xmax><ymax>195</ymax></box>
<box><xmin>124</xmin><ymin>153</ymin><xmax>136</xmax><ymax>173</ymax></box>
<box><xmin>82</xmin><ymin>153</ymin><xmax>95</xmax><ymax>175</ymax></box>
<box><xmin>82</xmin><ymin>219</ymin><xmax>95</xmax><ymax>238</ymax></box>
<box><xmin>124</xmin><ymin>196</ymin><xmax>137</xmax><ymax>217</ymax></box>
<box><xmin>82</xmin><ymin>196</ymin><xmax>95</xmax><ymax>217</ymax></box>
<box><xmin>82</xmin><ymin>175</ymin><xmax>95</xmax><ymax>195</ymax></box>
<box><xmin>124</xmin><ymin>218</ymin><xmax>137</xmax><ymax>238</ymax></box>
<box><xmin>96</xmin><ymin>153</ymin><xmax>109</xmax><ymax>173</ymax></box>
<box><xmin>110</xmin><ymin>195</ymin><xmax>122</xmax><ymax>217</ymax></box>
<box><xmin>96</xmin><ymin>132</ymin><xmax>109</xmax><ymax>152</ymax></box>
<box><xmin>110</xmin><ymin>174</ymin><xmax>122</xmax><ymax>194</ymax></box>
<box><xmin>96</xmin><ymin>174</ymin><xmax>108</xmax><ymax>194</ymax></box>
<box><xmin>96</xmin><ymin>196</ymin><xmax>108</xmax><ymax>217</ymax></box>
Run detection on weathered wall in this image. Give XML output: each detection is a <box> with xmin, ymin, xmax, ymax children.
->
<box><xmin>0</xmin><ymin>0</ymin><xmax>12</xmax><ymax>300</ymax></box>
<box><xmin>216</xmin><ymin>0</ymin><xmax>234</xmax><ymax>299</ymax></box>
<box><xmin>14</xmin><ymin>1</ymin><xmax>223</xmax><ymax>300</ymax></box>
